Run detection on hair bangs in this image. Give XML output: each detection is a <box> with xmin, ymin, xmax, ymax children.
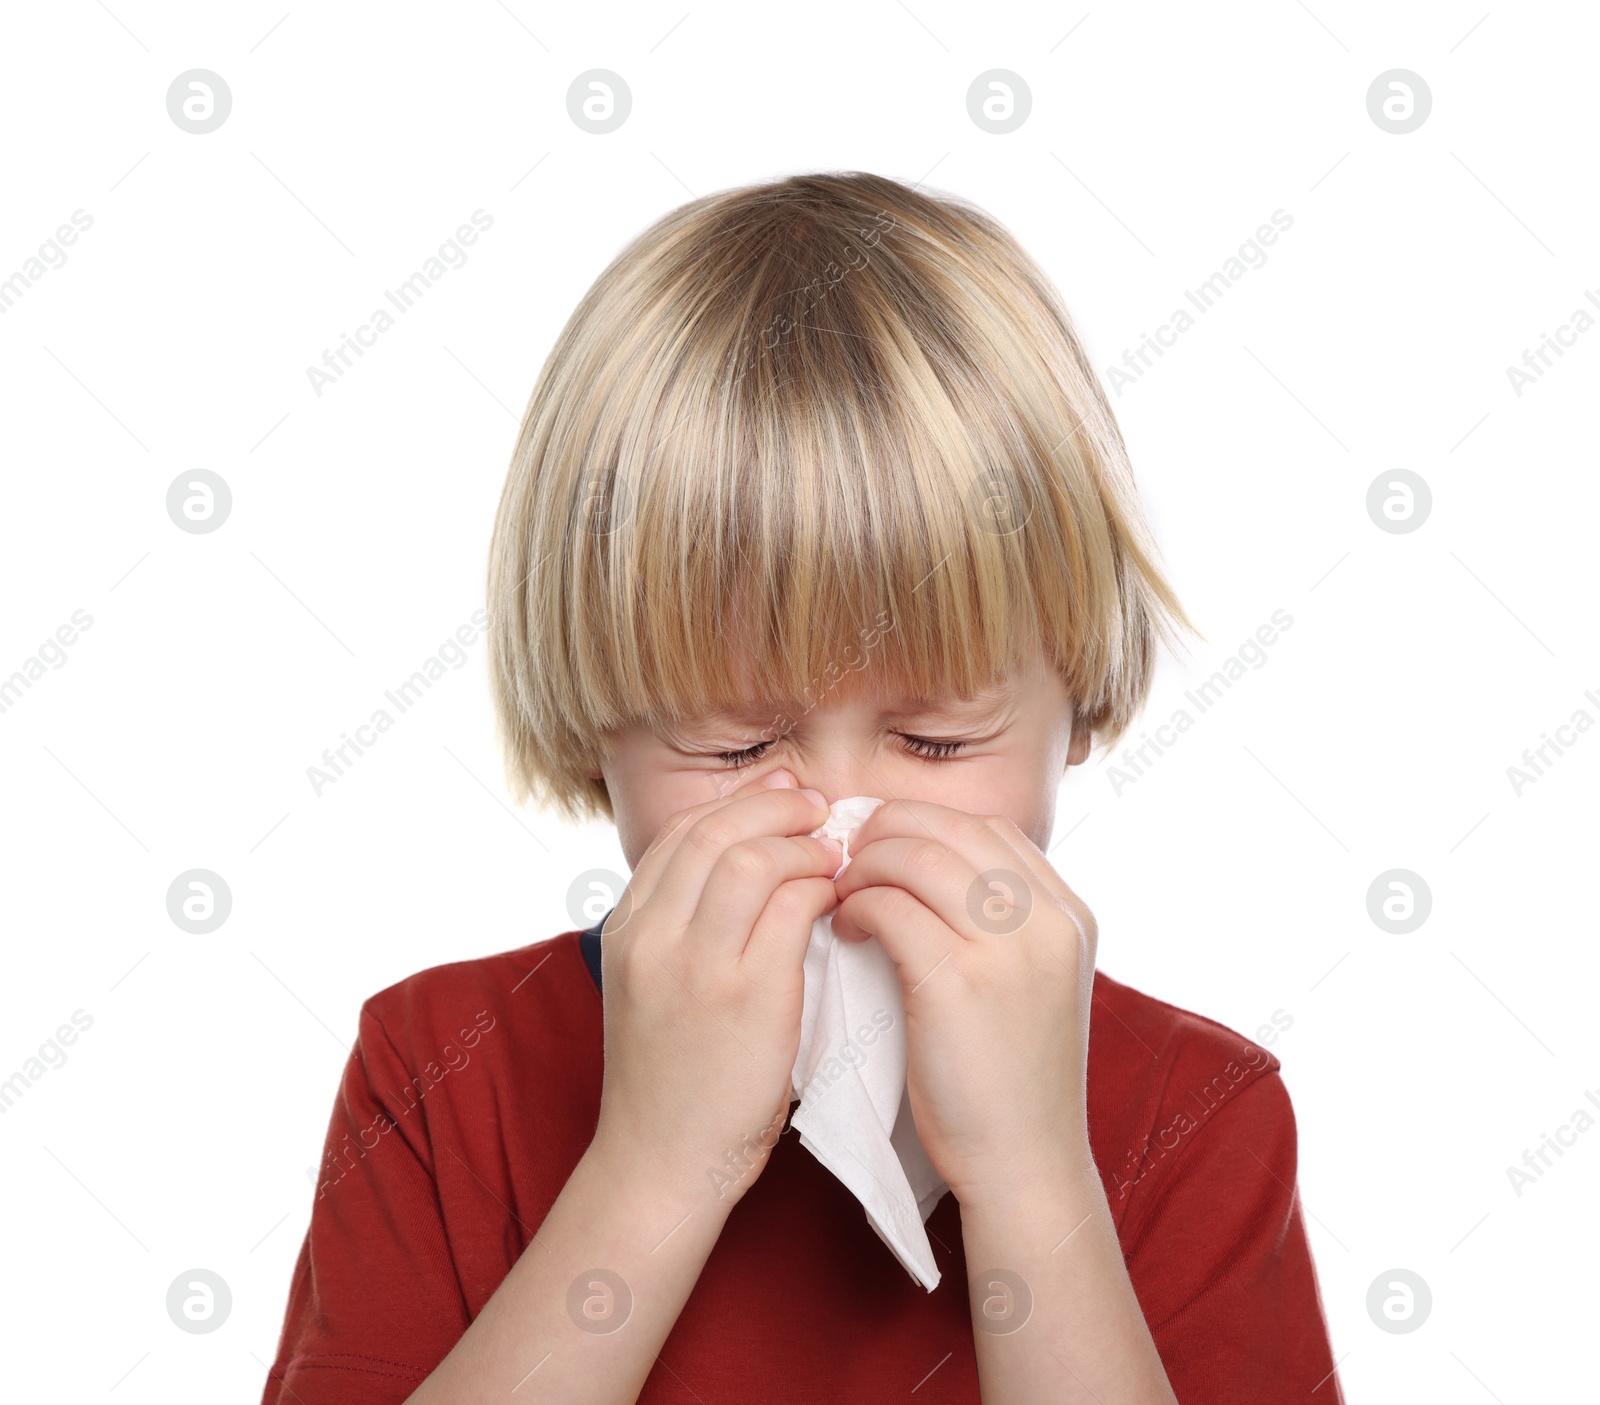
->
<box><xmin>488</xmin><ymin>170</ymin><xmax>1193</xmax><ymax>823</ymax></box>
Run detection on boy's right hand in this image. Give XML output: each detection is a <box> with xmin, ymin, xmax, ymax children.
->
<box><xmin>587</xmin><ymin>770</ymin><xmax>842</xmax><ymax>1210</ymax></box>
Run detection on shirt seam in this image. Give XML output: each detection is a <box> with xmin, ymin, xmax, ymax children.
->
<box><xmin>280</xmin><ymin>1357</ymin><xmax>427</xmax><ymax>1383</ymax></box>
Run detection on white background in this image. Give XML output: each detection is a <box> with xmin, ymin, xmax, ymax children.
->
<box><xmin>2</xmin><ymin>1</ymin><xmax>1596</xmax><ymax>1399</ymax></box>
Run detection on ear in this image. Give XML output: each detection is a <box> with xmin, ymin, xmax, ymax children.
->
<box><xmin>1063</xmin><ymin>709</ymin><xmax>1092</xmax><ymax>770</ymax></box>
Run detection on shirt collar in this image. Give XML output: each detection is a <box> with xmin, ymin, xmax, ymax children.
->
<box><xmin>579</xmin><ymin>907</ymin><xmax>611</xmax><ymax>994</ymax></box>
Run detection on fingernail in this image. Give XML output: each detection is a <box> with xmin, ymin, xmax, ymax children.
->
<box><xmin>800</xmin><ymin>788</ymin><xmax>827</xmax><ymax>808</ymax></box>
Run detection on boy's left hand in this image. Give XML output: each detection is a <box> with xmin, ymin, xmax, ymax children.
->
<box><xmin>829</xmin><ymin>798</ymin><xmax>1100</xmax><ymax>1209</ymax></box>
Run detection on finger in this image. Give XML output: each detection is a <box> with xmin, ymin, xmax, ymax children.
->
<box><xmin>840</xmin><ymin>797</ymin><xmax>1031</xmax><ymax>879</ymax></box>
<box><xmin>833</xmin><ymin>883</ymin><xmax>961</xmax><ymax>989</ymax></box>
<box><xmin>838</xmin><ymin>798</ymin><xmax>1023</xmax><ymax>893</ymax></box>
<box><xmin>689</xmin><ymin>832</ymin><xmax>844</xmax><ymax>963</ymax></box>
<box><xmin>607</xmin><ymin>769</ymin><xmax>816</xmax><ymax>931</ymax></box>
<box><xmin>976</xmin><ymin>814</ymin><xmax>1097</xmax><ymax>948</ymax></box>
<box><xmin>624</xmin><ymin>767</ymin><xmax>798</xmax><ymax>899</ymax></box>
<box><xmin>741</xmin><ymin>875</ymin><xmax>844</xmax><ymax>980</ymax></box>
<box><xmin>834</xmin><ymin>802</ymin><xmax>1044</xmax><ymax>942</ymax></box>
<box><xmin>643</xmin><ymin>785</ymin><xmax>834</xmax><ymax>932</ymax></box>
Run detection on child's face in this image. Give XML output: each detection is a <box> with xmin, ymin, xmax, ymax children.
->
<box><xmin>592</xmin><ymin>644</ymin><xmax>1090</xmax><ymax>872</ymax></box>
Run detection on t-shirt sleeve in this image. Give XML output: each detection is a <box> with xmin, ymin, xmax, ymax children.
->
<box><xmin>1120</xmin><ymin>1071</ymin><xmax>1345</xmax><ymax>1402</ymax></box>
<box><xmin>260</xmin><ymin>1000</ymin><xmax>469</xmax><ymax>1404</ymax></box>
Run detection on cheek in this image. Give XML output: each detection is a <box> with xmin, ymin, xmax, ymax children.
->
<box><xmin>615</xmin><ymin>771</ymin><xmax>736</xmax><ymax>869</ymax></box>
<box><xmin>921</xmin><ymin>762</ymin><xmax>1042</xmax><ymax>826</ymax></box>
<box><xmin>959</xmin><ymin>766</ymin><xmax>1058</xmax><ymax>849</ymax></box>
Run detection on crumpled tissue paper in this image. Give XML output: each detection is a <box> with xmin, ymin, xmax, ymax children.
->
<box><xmin>789</xmin><ymin>794</ymin><xmax>950</xmax><ymax>1291</ymax></box>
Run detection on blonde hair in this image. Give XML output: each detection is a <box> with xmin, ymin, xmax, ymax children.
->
<box><xmin>487</xmin><ymin>170</ymin><xmax>1196</xmax><ymax>825</ymax></box>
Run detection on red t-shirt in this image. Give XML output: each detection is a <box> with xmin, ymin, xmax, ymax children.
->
<box><xmin>260</xmin><ymin>925</ymin><xmax>1344</xmax><ymax>1403</ymax></box>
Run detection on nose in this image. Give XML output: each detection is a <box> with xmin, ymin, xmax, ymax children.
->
<box><xmin>737</xmin><ymin>763</ymin><xmax>881</xmax><ymax>814</ymax></box>
<box><xmin>773</xmin><ymin>761</ymin><xmax>887</xmax><ymax>813</ymax></box>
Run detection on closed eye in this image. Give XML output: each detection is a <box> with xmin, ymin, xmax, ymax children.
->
<box><xmin>715</xmin><ymin>734</ymin><xmax>967</xmax><ymax>769</ymax></box>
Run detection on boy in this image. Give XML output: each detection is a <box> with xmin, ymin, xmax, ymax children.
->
<box><xmin>262</xmin><ymin>171</ymin><xmax>1342</xmax><ymax>1403</ymax></box>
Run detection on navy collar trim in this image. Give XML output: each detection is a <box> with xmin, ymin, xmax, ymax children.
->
<box><xmin>579</xmin><ymin>908</ymin><xmax>611</xmax><ymax>995</ymax></box>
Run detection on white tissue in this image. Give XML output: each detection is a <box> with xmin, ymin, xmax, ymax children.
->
<box><xmin>789</xmin><ymin>795</ymin><xmax>950</xmax><ymax>1291</ymax></box>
